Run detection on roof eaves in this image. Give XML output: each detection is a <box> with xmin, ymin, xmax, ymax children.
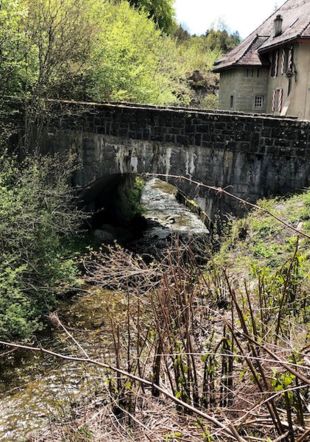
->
<box><xmin>257</xmin><ymin>34</ymin><xmax>307</xmax><ymax>53</ymax></box>
<box><xmin>213</xmin><ymin>62</ymin><xmax>265</xmax><ymax>73</ymax></box>
<box><xmin>234</xmin><ymin>35</ymin><xmax>259</xmax><ymax>64</ymax></box>
<box><xmin>300</xmin><ymin>18</ymin><xmax>310</xmax><ymax>37</ymax></box>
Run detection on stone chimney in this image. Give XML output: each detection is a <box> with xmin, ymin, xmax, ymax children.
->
<box><xmin>274</xmin><ymin>14</ymin><xmax>283</xmax><ymax>37</ymax></box>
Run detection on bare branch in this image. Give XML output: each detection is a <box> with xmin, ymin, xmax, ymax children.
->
<box><xmin>0</xmin><ymin>339</ymin><xmax>245</xmax><ymax>441</ymax></box>
<box><xmin>144</xmin><ymin>173</ymin><xmax>310</xmax><ymax>240</ymax></box>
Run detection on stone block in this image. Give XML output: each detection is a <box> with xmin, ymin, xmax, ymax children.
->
<box><xmin>196</xmin><ymin>124</ymin><xmax>210</xmax><ymax>133</ymax></box>
<box><xmin>176</xmin><ymin>135</ymin><xmax>189</xmax><ymax>145</ymax></box>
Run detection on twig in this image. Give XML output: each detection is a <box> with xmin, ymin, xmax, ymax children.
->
<box><xmin>0</xmin><ymin>339</ymin><xmax>245</xmax><ymax>442</ymax></box>
<box><xmin>234</xmin><ymin>332</ymin><xmax>310</xmax><ymax>386</ymax></box>
<box><xmin>297</xmin><ymin>428</ymin><xmax>310</xmax><ymax>442</ymax></box>
<box><xmin>144</xmin><ymin>174</ymin><xmax>310</xmax><ymax>240</ymax></box>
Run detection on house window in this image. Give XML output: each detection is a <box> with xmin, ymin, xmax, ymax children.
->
<box><xmin>287</xmin><ymin>46</ymin><xmax>294</xmax><ymax>74</ymax></box>
<box><xmin>230</xmin><ymin>95</ymin><xmax>234</xmax><ymax>108</ymax></box>
<box><xmin>281</xmin><ymin>48</ymin><xmax>288</xmax><ymax>74</ymax></box>
<box><xmin>271</xmin><ymin>50</ymin><xmax>279</xmax><ymax>77</ymax></box>
<box><xmin>254</xmin><ymin>95</ymin><xmax>264</xmax><ymax>109</ymax></box>
<box><xmin>272</xmin><ymin>88</ymin><xmax>284</xmax><ymax>112</ymax></box>
<box><xmin>280</xmin><ymin>46</ymin><xmax>294</xmax><ymax>75</ymax></box>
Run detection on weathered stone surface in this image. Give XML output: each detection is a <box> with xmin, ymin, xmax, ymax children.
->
<box><xmin>35</xmin><ymin>100</ymin><xmax>310</xmax><ymax>216</ymax></box>
<box><xmin>133</xmin><ymin>178</ymin><xmax>209</xmax><ymax>256</ymax></box>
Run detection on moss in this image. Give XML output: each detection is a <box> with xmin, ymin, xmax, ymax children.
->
<box><xmin>64</xmin><ymin>288</ymin><xmax>128</xmax><ymax>330</ymax></box>
<box><xmin>117</xmin><ymin>176</ymin><xmax>145</xmax><ymax>223</ymax></box>
<box><xmin>153</xmin><ymin>179</ymin><xmax>177</xmax><ymax>196</ymax></box>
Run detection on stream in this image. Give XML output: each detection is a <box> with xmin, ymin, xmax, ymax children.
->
<box><xmin>0</xmin><ymin>178</ymin><xmax>209</xmax><ymax>441</ymax></box>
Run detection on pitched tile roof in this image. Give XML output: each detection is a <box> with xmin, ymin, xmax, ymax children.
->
<box><xmin>213</xmin><ymin>0</ymin><xmax>310</xmax><ymax>72</ymax></box>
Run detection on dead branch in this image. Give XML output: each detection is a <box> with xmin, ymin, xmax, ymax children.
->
<box><xmin>0</xmin><ymin>339</ymin><xmax>245</xmax><ymax>442</ymax></box>
<box><xmin>144</xmin><ymin>173</ymin><xmax>310</xmax><ymax>241</ymax></box>
<box><xmin>83</xmin><ymin>244</ymin><xmax>164</xmax><ymax>293</ymax></box>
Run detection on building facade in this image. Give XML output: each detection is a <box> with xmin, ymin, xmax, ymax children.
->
<box><xmin>213</xmin><ymin>0</ymin><xmax>310</xmax><ymax>120</ymax></box>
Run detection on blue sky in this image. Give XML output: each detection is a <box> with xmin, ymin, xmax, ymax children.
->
<box><xmin>174</xmin><ymin>0</ymin><xmax>287</xmax><ymax>38</ymax></box>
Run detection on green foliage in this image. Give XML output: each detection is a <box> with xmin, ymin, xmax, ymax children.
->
<box><xmin>128</xmin><ymin>0</ymin><xmax>176</xmax><ymax>34</ymax></box>
<box><xmin>117</xmin><ymin>176</ymin><xmax>145</xmax><ymax>222</ymax></box>
<box><xmin>0</xmin><ymin>0</ymin><xmax>230</xmax><ymax>107</ymax></box>
<box><xmin>172</xmin><ymin>27</ymin><xmax>240</xmax><ymax>108</ymax></box>
<box><xmin>0</xmin><ymin>0</ymin><xmax>104</xmax><ymax>101</ymax></box>
<box><xmin>0</xmin><ymin>153</ymin><xmax>83</xmax><ymax>340</ymax></box>
<box><xmin>24</xmin><ymin>0</ymin><xmax>104</xmax><ymax>99</ymax></box>
<box><xmin>173</xmin><ymin>24</ymin><xmax>190</xmax><ymax>42</ymax></box>
<box><xmin>164</xmin><ymin>431</ymin><xmax>183</xmax><ymax>441</ymax></box>
<box><xmin>0</xmin><ymin>0</ymin><xmax>32</xmax><ymax>96</ymax></box>
<box><xmin>204</xmin><ymin>29</ymin><xmax>241</xmax><ymax>52</ymax></box>
<box><xmin>271</xmin><ymin>370</ymin><xmax>295</xmax><ymax>393</ymax></box>
<box><xmin>210</xmin><ymin>189</ymin><xmax>310</xmax><ymax>333</ymax></box>
<box><xmin>213</xmin><ymin>190</ymin><xmax>310</xmax><ymax>273</ymax></box>
<box><xmin>177</xmin><ymin>36</ymin><xmax>221</xmax><ymax>75</ymax></box>
<box><xmin>87</xmin><ymin>1</ymin><xmax>180</xmax><ymax>104</ymax></box>
<box><xmin>200</xmin><ymin>94</ymin><xmax>219</xmax><ymax>109</ymax></box>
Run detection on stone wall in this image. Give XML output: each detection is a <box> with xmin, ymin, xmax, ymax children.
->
<box><xmin>39</xmin><ymin>100</ymin><xmax>310</xmax><ymax>216</ymax></box>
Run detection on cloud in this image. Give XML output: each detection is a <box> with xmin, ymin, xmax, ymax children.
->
<box><xmin>174</xmin><ymin>0</ymin><xmax>286</xmax><ymax>37</ymax></box>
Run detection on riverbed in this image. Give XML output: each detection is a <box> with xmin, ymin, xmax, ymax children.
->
<box><xmin>0</xmin><ymin>178</ymin><xmax>209</xmax><ymax>441</ymax></box>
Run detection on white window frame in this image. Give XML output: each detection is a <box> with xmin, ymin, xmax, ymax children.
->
<box><xmin>254</xmin><ymin>95</ymin><xmax>264</xmax><ymax>109</ymax></box>
<box><xmin>272</xmin><ymin>88</ymin><xmax>284</xmax><ymax>112</ymax></box>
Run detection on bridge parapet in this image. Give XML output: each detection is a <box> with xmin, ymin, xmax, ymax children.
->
<box><xmin>18</xmin><ymin>99</ymin><xmax>310</xmax><ymax>217</ymax></box>
<box><xmin>46</xmin><ymin>99</ymin><xmax>310</xmax><ymax>155</ymax></box>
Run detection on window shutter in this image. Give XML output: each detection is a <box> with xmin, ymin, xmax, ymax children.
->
<box><xmin>288</xmin><ymin>47</ymin><xmax>293</xmax><ymax>71</ymax></box>
<box><xmin>272</xmin><ymin>90</ymin><xmax>276</xmax><ymax>112</ymax></box>
<box><xmin>281</xmin><ymin>49</ymin><xmax>285</xmax><ymax>75</ymax></box>
<box><xmin>275</xmin><ymin>51</ymin><xmax>279</xmax><ymax>76</ymax></box>
<box><xmin>278</xmin><ymin>88</ymin><xmax>283</xmax><ymax>112</ymax></box>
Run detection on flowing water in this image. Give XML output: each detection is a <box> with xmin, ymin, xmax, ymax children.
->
<box><xmin>0</xmin><ymin>178</ymin><xmax>209</xmax><ymax>441</ymax></box>
<box><xmin>0</xmin><ymin>289</ymin><xmax>129</xmax><ymax>441</ymax></box>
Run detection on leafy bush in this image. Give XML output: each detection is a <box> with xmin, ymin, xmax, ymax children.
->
<box><xmin>0</xmin><ymin>153</ymin><xmax>83</xmax><ymax>340</ymax></box>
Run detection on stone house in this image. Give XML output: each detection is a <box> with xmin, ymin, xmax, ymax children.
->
<box><xmin>213</xmin><ymin>0</ymin><xmax>310</xmax><ymax>120</ymax></box>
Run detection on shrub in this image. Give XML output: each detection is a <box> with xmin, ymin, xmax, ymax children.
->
<box><xmin>0</xmin><ymin>153</ymin><xmax>83</xmax><ymax>340</ymax></box>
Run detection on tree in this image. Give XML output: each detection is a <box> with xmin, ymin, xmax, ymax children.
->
<box><xmin>128</xmin><ymin>0</ymin><xmax>176</xmax><ymax>34</ymax></box>
<box><xmin>174</xmin><ymin>24</ymin><xmax>191</xmax><ymax>42</ymax></box>
<box><xmin>0</xmin><ymin>0</ymin><xmax>229</xmax><ymax>108</ymax></box>
<box><xmin>204</xmin><ymin>29</ymin><xmax>241</xmax><ymax>53</ymax></box>
<box><xmin>23</xmin><ymin>0</ymin><xmax>103</xmax><ymax>99</ymax></box>
<box><xmin>87</xmin><ymin>1</ymin><xmax>180</xmax><ymax>104</ymax></box>
<box><xmin>0</xmin><ymin>0</ymin><xmax>31</xmax><ymax>97</ymax></box>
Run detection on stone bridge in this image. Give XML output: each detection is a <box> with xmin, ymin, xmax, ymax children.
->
<box><xmin>38</xmin><ymin>100</ymin><xmax>310</xmax><ymax>216</ymax></box>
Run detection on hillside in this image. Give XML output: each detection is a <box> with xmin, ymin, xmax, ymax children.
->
<box><xmin>213</xmin><ymin>190</ymin><xmax>310</xmax><ymax>289</ymax></box>
<box><xmin>209</xmin><ymin>190</ymin><xmax>310</xmax><ymax>351</ymax></box>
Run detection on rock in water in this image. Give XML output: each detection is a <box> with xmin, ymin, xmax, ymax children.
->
<box><xmin>93</xmin><ymin>229</ymin><xmax>115</xmax><ymax>243</ymax></box>
<box><xmin>134</xmin><ymin>178</ymin><xmax>209</xmax><ymax>257</ymax></box>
